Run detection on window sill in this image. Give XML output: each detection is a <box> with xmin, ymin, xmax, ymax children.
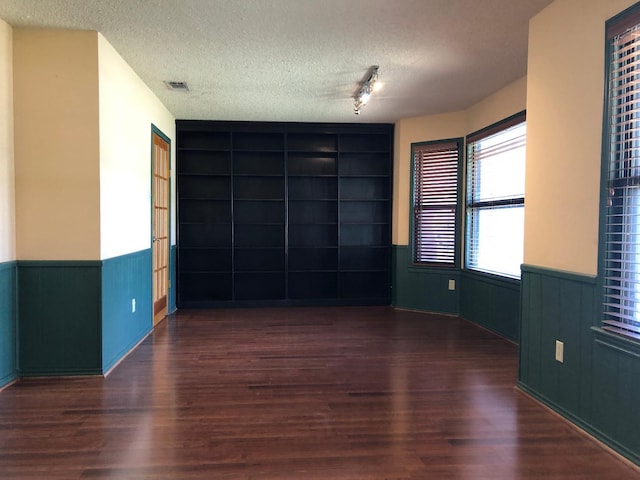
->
<box><xmin>463</xmin><ymin>268</ymin><xmax>520</xmax><ymax>288</ymax></box>
<box><xmin>407</xmin><ymin>264</ymin><xmax>461</xmax><ymax>274</ymax></box>
<box><xmin>591</xmin><ymin>326</ymin><xmax>640</xmax><ymax>358</ymax></box>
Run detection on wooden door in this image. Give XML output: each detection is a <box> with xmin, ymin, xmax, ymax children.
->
<box><xmin>152</xmin><ymin>131</ymin><xmax>170</xmax><ymax>325</ymax></box>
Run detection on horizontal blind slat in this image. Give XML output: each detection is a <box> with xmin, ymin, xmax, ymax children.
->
<box><xmin>413</xmin><ymin>141</ymin><xmax>460</xmax><ymax>265</ymax></box>
<box><xmin>603</xmin><ymin>21</ymin><xmax>640</xmax><ymax>331</ymax></box>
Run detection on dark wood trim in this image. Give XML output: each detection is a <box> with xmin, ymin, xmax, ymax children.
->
<box><xmin>466</xmin><ymin>110</ymin><xmax>526</xmax><ymax>143</ymax></box>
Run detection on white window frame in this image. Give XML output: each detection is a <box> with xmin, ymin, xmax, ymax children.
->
<box><xmin>465</xmin><ymin>112</ymin><xmax>526</xmax><ymax>279</ymax></box>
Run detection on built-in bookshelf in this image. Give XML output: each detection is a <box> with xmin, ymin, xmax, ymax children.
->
<box><xmin>177</xmin><ymin>130</ymin><xmax>233</xmax><ymax>303</ymax></box>
<box><xmin>287</xmin><ymin>132</ymin><xmax>339</xmax><ymax>300</ymax></box>
<box><xmin>176</xmin><ymin>121</ymin><xmax>393</xmax><ymax>307</ymax></box>
<box><xmin>339</xmin><ymin>134</ymin><xmax>391</xmax><ymax>300</ymax></box>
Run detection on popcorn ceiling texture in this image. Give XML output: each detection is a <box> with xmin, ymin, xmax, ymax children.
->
<box><xmin>0</xmin><ymin>0</ymin><xmax>552</xmax><ymax>123</ymax></box>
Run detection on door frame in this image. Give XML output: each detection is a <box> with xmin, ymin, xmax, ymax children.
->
<box><xmin>151</xmin><ymin>124</ymin><xmax>172</xmax><ymax>325</ymax></box>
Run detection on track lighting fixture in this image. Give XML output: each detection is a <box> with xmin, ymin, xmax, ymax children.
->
<box><xmin>354</xmin><ymin>65</ymin><xmax>379</xmax><ymax>115</ymax></box>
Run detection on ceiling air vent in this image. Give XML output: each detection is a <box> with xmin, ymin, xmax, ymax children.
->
<box><xmin>164</xmin><ymin>81</ymin><xmax>189</xmax><ymax>92</ymax></box>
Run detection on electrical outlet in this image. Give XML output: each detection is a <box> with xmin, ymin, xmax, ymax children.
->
<box><xmin>131</xmin><ymin>298</ymin><xmax>136</xmax><ymax>313</ymax></box>
<box><xmin>555</xmin><ymin>340</ymin><xmax>564</xmax><ymax>363</ymax></box>
<box><xmin>448</xmin><ymin>279</ymin><xmax>456</xmax><ymax>291</ymax></box>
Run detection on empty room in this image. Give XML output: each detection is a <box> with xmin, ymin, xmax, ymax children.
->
<box><xmin>0</xmin><ymin>0</ymin><xmax>639</xmax><ymax>478</ymax></box>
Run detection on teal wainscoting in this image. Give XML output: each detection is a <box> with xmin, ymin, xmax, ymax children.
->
<box><xmin>392</xmin><ymin>245</ymin><xmax>460</xmax><ymax>315</ymax></box>
<box><xmin>0</xmin><ymin>261</ymin><xmax>17</xmax><ymax>387</ymax></box>
<box><xmin>519</xmin><ymin>264</ymin><xmax>639</xmax><ymax>465</ymax></box>
<box><xmin>169</xmin><ymin>244</ymin><xmax>177</xmax><ymax>314</ymax></box>
<box><xmin>18</xmin><ymin>261</ymin><xmax>102</xmax><ymax>376</ymax></box>
<box><xmin>460</xmin><ymin>269</ymin><xmax>520</xmax><ymax>342</ymax></box>
<box><xmin>102</xmin><ymin>249</ymin><xmax>153</xmax><ymax>373</ymax></box>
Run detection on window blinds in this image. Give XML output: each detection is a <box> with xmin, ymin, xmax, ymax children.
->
<box><xmin>412</xmin><ymin>141</ymin><xmax>460</xmax><ymax>265</ymax></box>
<box><xmin>465</xmin><ymin>115</ymin><xmax>526</xmax><ymax>278</ymax></box>
<box><xmin>603</xmin><ymin>18</ymin><xmax>640</xmax><ymax>339</ymax></box>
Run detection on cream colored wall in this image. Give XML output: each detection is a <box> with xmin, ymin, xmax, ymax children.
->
<box><xmin>393</xmin><ymin>77</ymin><xmax>527</xmax><ymax>246</ymax></box>
<box><xmin>0</xmin><ymin>19</ymin><xmax>15</xmax><ymax>263</ymax></box>
<box><xmin>13</xmin><ymin>29</ymin><xmax>100</xmax><ymax>260</ymax></box>
<box><xmin>525</xmin><ymin>0</ymin><xmax>637</xmax><ymax>276</ymax></box>
<box><xmin>97</xmin><ymin>34</ymin><xmax>176</xmax><ymax>260</ymax></box>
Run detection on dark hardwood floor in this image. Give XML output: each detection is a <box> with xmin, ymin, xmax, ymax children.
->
<box><xmin>0</xmin><ymin>306</ymin><xmax>637</xmax><ymax>479</ymax></box>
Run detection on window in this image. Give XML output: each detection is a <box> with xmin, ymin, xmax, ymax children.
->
<box><xmin>465</xmin><ymin>113</ymin><xmax>526</xmax><ymax>278</ymax></box>
<box><xmin>601</xmin><ymin>3</ymin><xmax>640</xmax><ymax>340</ymax></box>
<box><xmin>411</xmin><ymin>139</ymin><xmax>462</xmax><ymax>265</ymax></box>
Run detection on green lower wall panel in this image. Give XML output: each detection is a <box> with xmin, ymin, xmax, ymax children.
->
<box><xmin>102</xmin><ymin>249</ymin><xmax>153</xmax><ymax>373</ymax></box>
<box><xmin>520</xmin><ymin>264</ymin><xmax>640</xmax><ymax>465</ymax></box>
<box><xmin>460</xmin><ymin>270</ymin><xmax>520</xmax><ymax>342</ymax></box>
<box><xmin>391</xmin><ymin>245</ymin><xmax>460</xmax><ymax>315</ymax></box>
<box><xmin>169</xmin><ymin>244</ymin><xmax>177</xmax><ymax>314</ymax></box>
<box><xmin>18</xmin><ymin>261</ymin><xmax>102</xmax><ymax>376</ymax></box>
<box><xmin>0</xmin><ymin>262</ymin><xmax>17</xmax><ymax>387</ymax></box>
<box><xmin>392</xmin><ymin>245</ymin><xmax>520</xmax><ymax>341</ymax></box>
<box><xmin>15</xmin><ymin>251</ymin><xmax>156</xmax><ymax>378</ymax></box>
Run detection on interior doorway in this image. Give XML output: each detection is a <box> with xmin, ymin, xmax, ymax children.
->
<box><xmin>152</xmin><ymin>128</ymin><xmax>170</xmax><ymax>325</ymax></box>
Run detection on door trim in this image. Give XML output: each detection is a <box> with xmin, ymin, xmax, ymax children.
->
<box><xmin>151</xmin><ymin>124</ymin><xmax>171</xmax><ymax>325</ymax></box>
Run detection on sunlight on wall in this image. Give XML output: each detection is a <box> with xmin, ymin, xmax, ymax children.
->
<box><xmin>98</xmin><ymin>34</ymin><xmax>176</xmax><ymax>261</ymax></box>
<box><xmin>0</xmin><ymin>19</ymin><xmax>15</xmax><ymax>263</ymax></box>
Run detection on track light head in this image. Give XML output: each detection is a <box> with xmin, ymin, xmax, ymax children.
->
<box><xmin>353</xmin><ymin>65</ymin><xmax>379</xmax><ymax>115</ymax></box>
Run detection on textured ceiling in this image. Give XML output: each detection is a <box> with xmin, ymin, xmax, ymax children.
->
<box><xmin>0</xmin><ymin>0</ymin><xmax>553</xmax><ymax>123</ymax></box>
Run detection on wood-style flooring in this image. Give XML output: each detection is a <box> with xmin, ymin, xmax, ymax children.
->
<box><xmin>0</xmin><ymin>306</ymin><xmax>638</xmax><ymax>479</ymax></box>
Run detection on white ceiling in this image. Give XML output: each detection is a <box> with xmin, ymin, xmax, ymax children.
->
<box><xmin>0</xmin><ymin>0</ymin><xmax>553</xmax><ymax>124</ymax></box>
